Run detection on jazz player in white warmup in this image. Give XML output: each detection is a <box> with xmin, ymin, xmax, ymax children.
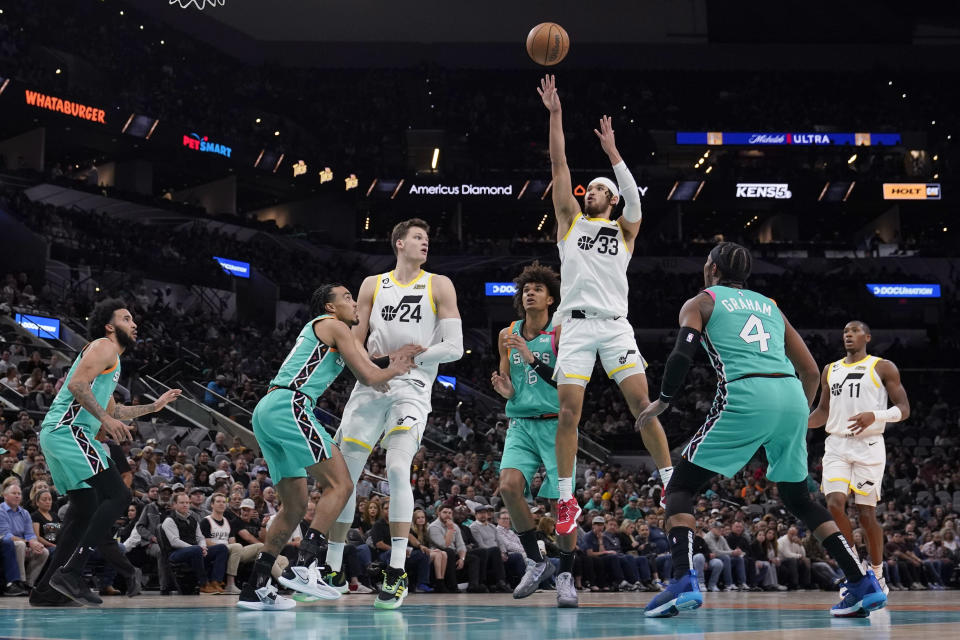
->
<box><xmin>326</xmin><ymin>218</ymin><xmax>462</xmax><ymax>609</ymax></box>
<box><xmin>537</xmin><ymin>75</ymin><xmax>674</xmax><ymax>535</ymax></box>
<box><xmin>808</xmin><ymin>320</ymin><xmax>910</xmax><ymax>595</ymax></box>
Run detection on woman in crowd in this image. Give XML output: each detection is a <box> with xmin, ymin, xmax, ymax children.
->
<box><xmin>410</xmin><ymin>508</ymin><xmax>447</xmax><ymax>591</ymax></box>
<box><xmin>30</xmin><ymin>488</ymin><xmax>60</xmax><ymax>551</ymax></box>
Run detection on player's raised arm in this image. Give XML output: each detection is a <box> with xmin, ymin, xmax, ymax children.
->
<box><xmin>351</xmin><ymin>274</ymin><xmax>378</xmax><ymax>344</ymax></box>
<box><xmin>323</xmin><ymin>320</ymin><xmax>414</xmax><ymax>387</ymax></box>
<box><xmin>537</xmin><ymin>74</ymin><xmax>579</xmax><ymax>240</ymax></box>
<box><xmin>807</xmin><ymin>364</ymin><xmax>832</xmax><ymax>429</ymax></box>
<box><xmin>414</xmin><ymin>275</ymin><xmax>463</xmax><ymax>367</ymax></box>
<box><xmin>781</xmin><ymin>311</ymin><xmax>819</xmax><ymax>407</ymax></box>
<box><xmin>490</xmin><ymin>327</ymin><xmax>515</xmax><ymax>399</ymax></box>
<box><xmin>594</xmin><ymin>115</ymin><xmax>643</xmax><ymax>245</ymax></box>
<box><xmin>66</xmin><ymin>340</ymin><xmax>132</xmax><ymax>442</ymax></box>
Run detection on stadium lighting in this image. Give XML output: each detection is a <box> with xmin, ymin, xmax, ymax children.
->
<box><xmin>255</xmin><ymin>118</ymin><xmax>261</xmax><ymax>123</ymax></box>
<box><xmin>274</xmin><ymin>130</ymin><xmax>279</xmax><ymax>136</ymax></box>
<box><xmin>932</xmin><ymin>120</ymin><xmax>936</xmax><ymax>125</ymax></box>
<box><xmin>847</xmin><ymin>154</ymin><xmax>857</xmax><ymax>164</ymax></box>
<box><xmin>55</xmin><ymin>68</ymin><xmax>61</xmax><ymax>74</ymax></box>
<box><xmin>431</xmin><ymin>148</ymin><xmax>440</xmax><ymax>170</ymax></box>
<box><xmin>901</xmin><ymin>93</ymin><xmax>907</xmax><ymax>99</ymax></box>
<box><xmin>944</xmin><ymin>227</ymin><xmax>948</xmax><ymax>232</ymax></box>
<box><xmin>703</xmin><ymin>150</ymin><xmax>710</xmax><ymax>158</ymax></box>
<box><xmin>160</xmin><ymin>40</ymin><xmax>165</xmax><ymax>45</ymax></box>
<box><xmin>933</xmin><ymin>155</ymin><xmax>938</xmax><ymax>161</ymax></box>
<box><xmin>140</xmin><ymin>25</ymin><xmax>144</xmax><ymax>30</ymax></box>
<box><xmin>705</xmin><ymin>166</ymin><xmax>713</xmax><ymax>174</ymax></box>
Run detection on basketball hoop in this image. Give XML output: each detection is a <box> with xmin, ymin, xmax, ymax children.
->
<box><xmin>169</xmin><ymin>0</ymin><xmax>226</xmax><ymax>9</ymax></box>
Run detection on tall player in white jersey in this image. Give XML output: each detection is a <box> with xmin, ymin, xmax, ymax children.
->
<box><xmin>326</xmin><ymin>218</ymin><xmax>462</xmax><ymax>609</ymax></box>
<box><xmin>537</xmin><ymin>75</ymin><xmax>674</xmax><ymax>535</ymax></box>
<box><xmin>808</xmin><ymin>320</ymin><xmax>910</xmax><ymax>594</ymax></box>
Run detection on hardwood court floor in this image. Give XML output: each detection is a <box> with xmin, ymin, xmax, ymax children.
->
<box><xmin>1</xmin><ymin>589</ymin><xmax>958</xmax><ymax>639</ymax></box>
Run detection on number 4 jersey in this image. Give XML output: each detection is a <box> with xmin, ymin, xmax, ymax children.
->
<box><xmin>367</xmin><ymin>270</ymin><xmax>440</xmax><ymax>391</ymax></box>
<box><xmin>702</xmin><ymin>285</ymin><xmax>795</xmax><ymax>383</ymax></box>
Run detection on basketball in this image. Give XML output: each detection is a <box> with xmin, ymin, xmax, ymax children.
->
<box><xmin>526</xmin><ymin>22</ymin><xmax>569</xmax><ymax>66</ymax></box>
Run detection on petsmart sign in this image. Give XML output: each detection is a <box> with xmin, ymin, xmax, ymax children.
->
<box><xmin>485</xmin><ymin>282</ymin><xmax>517</xmax><ymax>296</ymax></box>
<box><xmin>214</xmin><ymin>256</ymin><xmax>250</xmax><ymax>278</ymax></box>
<box><xmin>867</xmin><ymin>284</ymin><xmax>940</xmax><ymax>298</ymax></box>
<box><xmin>183</xmin><ymin>132</ymin><xmax>233</xmax><ymax>158</ymax></box>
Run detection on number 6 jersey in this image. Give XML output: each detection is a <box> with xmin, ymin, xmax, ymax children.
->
<box><xmin>824</xmin><ymin>355</ymin><xmax>888</xmax><ymax>438</ymax></box>
<box><xmin>556</xmin><ymin>214</ymin><xmax>630</xmax><ymax>320</ymax></box>
<box><xmin>367</xmin><ymin>270</ymin><xmax>439</xmax><ymax>391</ymax></box>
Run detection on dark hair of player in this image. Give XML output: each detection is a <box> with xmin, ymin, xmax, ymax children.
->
<box><xmin>390</xmin><ymin>218</ymin><xmax>431</xmax><ymax>256</ymax></box>
<box><xmin>310</xmin><ymin>283</ymin><xmax>346</xmax><ymax>317</ymax></box>
<box><xmin>87</xmin><ymin>298</ymin><xmax>128</xmax><ymax>339</ymax></box>
<box><xmin>709</xmin><ymin>242</ymin><xmax>752</xmax><ymax>286</ymax></box>
<box><xmin>512</xmin><ymin>261</ymin><xmax>561</xmax><ymax>318</ymax></box>
<box><xmin>848</xmin><ymin>320</ymin><xmax>872</xmax><ymax>335</ymax></box>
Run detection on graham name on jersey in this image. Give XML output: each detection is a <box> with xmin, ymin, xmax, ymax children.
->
<box><xmin>718</xmin><ymin>296</ymin><xmax>774</xmax><ymax>317</ymax></box>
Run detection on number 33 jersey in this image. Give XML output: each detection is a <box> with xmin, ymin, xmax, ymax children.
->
<box><xmin>367</xmin><ymin>270</ymin><xmax>439</xmax><ymax>391</ymax></box>
<box><xmin>556</xmin><ymin>214</ymin><xmax>630</xmax><ymax>320</ymax></box>
<box><xmin>824</xmin><ymin>355</ymin><xmax>888</xmax><ymax>438</ymax></box>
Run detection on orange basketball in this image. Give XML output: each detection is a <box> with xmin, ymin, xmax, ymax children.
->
<box><xmin>526</xmin><ymin>22</ymin><xmax>570</xmax><ymax>66</ymax></box>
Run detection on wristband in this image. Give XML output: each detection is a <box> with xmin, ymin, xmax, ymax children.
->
<box><xmin>872</xmin><ymin>406</ymin><xmax>902</xmax><ymax>423</ymax></box>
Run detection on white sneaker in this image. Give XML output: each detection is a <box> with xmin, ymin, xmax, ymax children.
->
<box><xmin>236</xmin><ymin>584</ymin><xmax>296</xmax><ymax>611</ymax></box>
<box><xmin>514</xmin><ymin>558</ymin><xmax>555</xmax><ymax>599</ymax></box>
<box><xmin>877</xmin><ymin>575</ymin><xmax>890</xmax><ymax>596</ymax></box>
<box><xmin>278</xmin><ymin>563</ymin><xmax>342</xmax><ymax>600</ymax></box>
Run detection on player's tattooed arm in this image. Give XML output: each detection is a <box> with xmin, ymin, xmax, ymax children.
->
<box><xmin>109</xmin><ymin>389</ymin><xmax>182</xmax><ymax>420</ymax></box>
<box><xmin>807</xmin><ymin>365</ymin><xmax>831</xmax><ymax>429</ymax></box>
<box><xmin>66</xmin><ymin>340</ymin><xmax>132</xmax><ymax>441</ymax></box>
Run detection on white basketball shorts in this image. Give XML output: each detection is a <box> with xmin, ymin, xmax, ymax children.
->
<box><xmin>335</xmin><ymin>379</ymin><xmax>431</xmax><ymax>460</ymax></box>
<box><xmin>821</xmin><ymin>434</ymin><xmax>885</xmax><ymax>505</ymax></box>
<box><xmin>555</xmin><ymin>315</ymin><xmax>647</xmax><ymax>387</ymax></box>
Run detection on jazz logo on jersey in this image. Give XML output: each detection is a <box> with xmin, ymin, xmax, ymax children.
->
<box><xmin>619</xmin><ymin>350</ymin><xmax>636</xmax><ymax>365</ymax></box>
<box><xmin>577</xmin><ymin>227</ymin><xmax>619</xmax><ymax>254</ymax></box>
<box><xmin>381</xmin><ymin>295</ymin><xmax>423</xmax><ymax>323</ymax></box>
<box><xmin>830</xmin><ymin>371</ymin><xmax>864</xmax><ymax>397</ymax></box>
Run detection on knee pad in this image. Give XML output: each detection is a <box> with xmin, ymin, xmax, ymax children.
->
<box><xmin>778</xmin><ymin>481</ymin><xmax>832</xmax><ymax>531</ymax></box>
<box><xmin>386</xmin><ymin>448</ymin><xmax>414</xmax><ymax>522</ymax></box>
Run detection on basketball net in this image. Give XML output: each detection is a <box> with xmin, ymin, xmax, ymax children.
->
<box><xmin>169</xmin><ymin>0</ymin><xmax>226</xmax><ymax>9</ymax></box>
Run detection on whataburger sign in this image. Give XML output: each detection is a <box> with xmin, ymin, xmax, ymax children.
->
<box><xmin>24</xmin><ymin>90</ymin><xmax>106</xmax><ymax>124</ymax></box>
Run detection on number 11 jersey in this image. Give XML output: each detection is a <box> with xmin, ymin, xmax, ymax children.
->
<box><xmin>367</xmin><ymin>270</ymin><xmax>439</xmax><ymax>391</ymax></box>
<box><xmin>824</xmin><ymin>355</ymin><xmax>888</xmax><ymax>438</ymax></box>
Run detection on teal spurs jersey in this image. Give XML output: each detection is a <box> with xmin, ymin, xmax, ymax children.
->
<box><xmin>505</xmin><ymin>319</ymin><xmax>560</xmax><ymax>418</ymax></box>
<box><xmin>702</xmin><ymin>286</ymin><xmax>795</xmax><ymax>383</ymax></box>
<box><xmin>40</xmin><ymin>338</ymin><xmax>120</xmax><ymax>431</ymax></box>
<box><xmin>269</xmin><ymin>315</ymin><xmax>345</xmax><ymax>402</ymax></box>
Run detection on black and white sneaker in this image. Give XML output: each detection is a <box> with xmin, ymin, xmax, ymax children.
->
<box><xmin>236</xmin><ymin>583</ymin><xmax>296</xmax><ymax>611</ymax></box>
<box><xmin>374</xmin><ymin>567</ymin><xmax>408</xmax><ymax>610</ymax></box>
<box><xmin>278</xmin><ymin>563</ymin><xmax>341</xmax><ymax>600</ymax></box>
<box><xmin>323</xmin><ymin>568</ymin><xmax>349</xmax><ymax>594</ymax></box>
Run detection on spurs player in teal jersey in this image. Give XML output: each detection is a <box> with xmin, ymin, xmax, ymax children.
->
<box><xmin>537</xmin><ymin>75</ymin><xmax>673</xmax><ymax>536</ymax></box>
<box><xmin>638</xmin><ymin>243</ymin><xmax>885</xmax><ymax>619</ymax></box>
<box><xmin>37</xmin><ymin>299</ymin><xmax>180</xmax><ymax>607</ymax></box>
<box><xmin>490</xmin><ymin>262</ymin><xmax>577</xmax><ymax>607</ymax></box>
<box><xmin>238</xmin><ymin>283</ymin><xmax>421</xmax><ymax>611</ymax></box>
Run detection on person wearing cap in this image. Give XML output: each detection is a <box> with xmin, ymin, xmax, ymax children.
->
<box><xmin>624</xmin><ymin>496</ymin><xmax>645</xmax><ymax>521</ymax></box>
<box><xmin>467</xmin><ymin>506</ymin><xmax>511</xmax><ymax>593</ymax></box>
<box><xmin>34</xmin><ymin>300</ymin><xmax>181</xmax><ymax>607</ymax></box>
<box><xmin>536</xmin><ymin>74</ymin><xmax>674</xmax><ymax>547</ymax></box>
<box><xmin>161</xmin><ymin>492</ymin><xmax>227</xmax><ymax>594</ymax></box>
<box><xmin>189</xmin><ymin>487</ymin><xmax>210</xmax><ymax>520</ymax></box>
<box><xmin>579</xmin><ymin>515</ymin><xmax>626</xmax><ymax>591</ymax></box>
<box><xmin>238</xmin><ymin>283</ymin><xmax>420</xmax><ymax>611</ymax></box>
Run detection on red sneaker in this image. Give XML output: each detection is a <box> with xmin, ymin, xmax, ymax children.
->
<box><xmin>555</xmin><ymin>497</ymin><xmax>582</xmax><ymax>535</ymax></box>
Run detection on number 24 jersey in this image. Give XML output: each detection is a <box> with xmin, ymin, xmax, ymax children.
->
<box><xmin>367</xmin><ymin>270</ymin><xmax>439</xmax><ymax>391</ymax></box>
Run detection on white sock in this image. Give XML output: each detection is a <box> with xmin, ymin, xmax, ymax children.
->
<box><xmin>390</xmin><ymin>537</ymin><xmax>408</xmax><ymax>570</ymax></box>
<box><xmin>872</xmin><ymin>563</ymin><xmax>883</xmax><ymax>579</ymax></box>
<box><xmin>558</xmin><ymin>477</ymin><xmax>573</xmax><ymax>501</ymax></box>
<box><xmin>326</xmin><ymin>542</ymin><xmax>345</xmax><ymax>572</ymax></box>
<box><xmin>659</xmin><ymin>466</ymin><xmax>674</xmax><ymax>488</ymax></box>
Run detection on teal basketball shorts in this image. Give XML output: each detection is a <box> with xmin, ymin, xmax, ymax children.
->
<box><xmin>252</xmin><ymin>389</ymin><xmax>337</xmax><ymax>483</ymax></box>
<box><xmin>39</xmin><ymin>422</ymin><xmax>110</xmax><ymax>492</ymax></box>
<box><xmin>682</xmin><ymin>376</ymin><xmax>809</xmax><ymax>482</ymax></box>
<box><xmin>500</xmin><ymin>416</ymin><xmax>574</xmax><ymax>500</ymax></box>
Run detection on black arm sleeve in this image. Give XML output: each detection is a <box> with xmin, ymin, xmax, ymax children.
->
<box><xmin>659</xmin><ymin>327</ymin><xmax>702</xmax><ymax>402</ymax></box>
<box><xmin>370</xmin><ymin>355</ymin><xmax>390</xmax><ymax>369</ymax></box>
<box><xmin>530</xmin><ymin>359</ymin><xmax>558</xmax><ymax>388</ymax></box>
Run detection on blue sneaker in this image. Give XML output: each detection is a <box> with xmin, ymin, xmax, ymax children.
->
<box><xmin>644</xmin><ymin>570</ymin><xmax>703</xmax><ymax>618</ymax></box>
<box><xmin>831</xmin><ymin>570</ymin><xmax>886</xmax><ymax>617</ymax></box>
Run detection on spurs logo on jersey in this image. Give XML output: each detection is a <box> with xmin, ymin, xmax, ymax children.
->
<box><xmin>367</xmin><ymin>270</ymin><xmax>439</xmax><ymax>391</ymax></box>
<box><xmin>825</xmin><ymin>355</ymin><xmax>888</xmax><ymax>438</ymax></box>
<box><xmin>557</xmin><ymin>214</ymin><xmax>630</xmax><ymax>319</ymax></box>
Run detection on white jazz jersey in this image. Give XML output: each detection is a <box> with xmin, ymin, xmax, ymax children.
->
<box><xmin>556</xmin><ymin>213</ymin><xmax>630</xmax><ymax>320</ymax></box>
<box><xmin>825</xmin><ymin>355</ymin><xmax>889</xmax><ymax>438</ymax></box>
<box><xmin>365</xmin><ymin>269</ymin><xmax>439</xmax><ymax>392</ymax></box>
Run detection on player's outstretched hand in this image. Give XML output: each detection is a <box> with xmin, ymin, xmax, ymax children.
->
<box><xmin>538</xmin><ymin>74</ymin><xmax>561</xmax><ymax>112</ymax></box>
<box><xmin>391</xmin><ymin>344</ymin><xmax>426</xmax><ymax>364</ymax></box>
<box><xmin>101</xmin><ymin>416</ymin><xmax>133</xmax><ymax>442</ymax></box>
<box><xmin>153</xmin><ymin>388</ymin><xmax>182</xmax><ymax>412</ymax></box>
<box><xmin>503</xmin><ymin>334</ymin><xmax>534</xmax><ymax>364</ymax></box>
<box><xmin>593</xmin><ymin>115</ymin><xmax>618</xmax><ymax>157</ymax></box>
<box><xmin>635</xmin><ymin>399</ymin><xmax>668</xmax><ymax>431</ymax></box>
<box><xmin>846</xmin><ymin>412</ymin><xmax>876</xmax><ymax>435</ymax></box>
<box><xmin>490</xmin><ymin>371</ymin><xmax>513</xmax><ymax>399</ymax></box>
